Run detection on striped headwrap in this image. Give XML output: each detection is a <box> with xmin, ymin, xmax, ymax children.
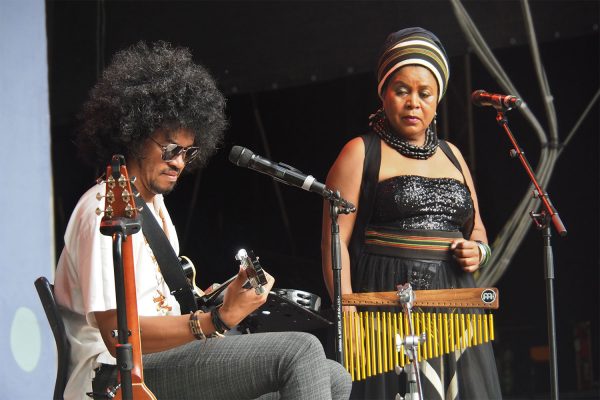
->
<box><xmin>377</xmin><ymin>27</ymin><xmax>450</xmax><ymax>102</ymax></box>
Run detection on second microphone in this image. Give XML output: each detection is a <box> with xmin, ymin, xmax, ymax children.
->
<box><xmin>472</xmin><ymin>90</ymin><xmax>522</xmax><ymax>110</ymax></box>
<box><xmin>229</xmin><ymin>146</ymin><xmax>330</xmax><ymax>197</ymax></box>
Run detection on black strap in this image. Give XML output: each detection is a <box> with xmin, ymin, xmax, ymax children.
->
<box><xmin>438</xmin><ymin>140</ymin><xmax>463</xmax><ymax>174</ymax></box>
<box><xmin>438</xmin><ymin>140</ymin><xmax>475</xmax><ymax>239</ymax></box>
<box><xmin>133</xmin><ymin>193</ymin><xmax>198</xmax><ymax>313</ymax></box>
<box><xmin>348</xmin><ymin>132</ymin><xmax>381</xmax><ymax>287</ymax></box>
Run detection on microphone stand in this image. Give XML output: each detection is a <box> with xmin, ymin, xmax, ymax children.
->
<box><xmin>326</xmin><ymin>189</ymin><xmax>356</xmax><ymax>364</ymax></box>
<box><xmin>229</xmin><ymin>149</ymin><xmax>355</xmax><ymax>363</ymax></box>
<box><xmin>494</xmin><ymin>108</ymin><xmax>567</xmax><ymax>400</ymax></box>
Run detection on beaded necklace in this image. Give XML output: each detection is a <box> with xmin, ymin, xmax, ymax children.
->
<box><xmin>145</xmin><ymin>236</ymin><xmax>174</xmax><ymax>316</ymax></box>
<box><xmin>369</xmin><ymin>108</ymin><xmax>439</xmax><ymax>160</ymax></box>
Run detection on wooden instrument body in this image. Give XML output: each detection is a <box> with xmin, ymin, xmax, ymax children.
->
<box><xmin>342</xmin><ymin>287</ymin><xmax>499</xmax><ymax>309</ymax></box>
<box><xmin>116</xmin><ymin>233</ymin><xmax>156</xmax><ymax>400</ymax></box>
<box><xmin>102</xmin><ymin>159</ymin><xmax>156</xmax><ymax>400</ymax></box>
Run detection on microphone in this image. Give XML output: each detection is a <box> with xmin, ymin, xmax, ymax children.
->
<box><xmin>471</xmin><ymin>90</ymin><xmax>522</xmax><ymax>110</ymax></box>
<box><xmin>229</xmin><ymin>146</ymin><xmax>330</xmax><ymax>197</ymax></box>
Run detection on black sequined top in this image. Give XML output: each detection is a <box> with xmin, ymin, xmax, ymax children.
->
<box><xmin>370</xmin><ymin>175</ymin><xmax>474</xmax><ymax>232</ymax></box>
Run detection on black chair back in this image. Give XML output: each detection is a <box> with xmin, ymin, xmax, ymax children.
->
<box><xmin>35</xmin><ymin>276</ymin><xmax>70</xmax><ymax>400</ymax></box>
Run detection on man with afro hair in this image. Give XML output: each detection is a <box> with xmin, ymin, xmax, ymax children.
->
<box><xmin>54</xmin><ymin>41</ymin><xmax>351</xmax><ymax>400</ymax></box>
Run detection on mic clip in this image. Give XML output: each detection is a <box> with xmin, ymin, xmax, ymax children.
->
<box><xmin>326</xmin><ymin>189</ymin><xmax>356</xmax><ymax>214</ymax></box>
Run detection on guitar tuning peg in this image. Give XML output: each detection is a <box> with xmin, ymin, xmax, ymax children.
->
<box><xmin>95</xmin><ymin>206</ymin><xmax>113</xmax><ymax>218</ymax></box>
<box><xmin>121</xmin><ymin>189</ymin><xmax>131</xmax><ymax>203</ymax></box>
<box><xmin>95</xmin><ymin>173</ymin><xmax>106</xmax><ymax>185</ymax></box>
<box><xmin>106</xmin><ymin>175</ymin><xmax>116</xmax><ymax>189</ymax></box>
<box><xmin>118</xmin><ymin>174</ymin><xmax>128</xmax><ymax>188</ymax></box>
<box><xmin>124</xmin><ymin>204</ymin><xmax>136</xmax><ymax>218</ymax></box>
<box><xmin>95</xmin><ymin>190</ymin><xmax>115</xmax><ymax>203</ymax></box>
<box><xmin>235</xmin><ymin>248</ymin><xmax>248</xmax><ymax>261</ymax></box>
<box><xmin>130</xmin><ymin>176</ymin><xmax>137</xmax><ymax>184</ymax></box>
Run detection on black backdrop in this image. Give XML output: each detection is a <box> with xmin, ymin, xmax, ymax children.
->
<box><xmin>47</xmin><ymin>1</ymin><xmax>599</xmax><ymax>397</ymax></box>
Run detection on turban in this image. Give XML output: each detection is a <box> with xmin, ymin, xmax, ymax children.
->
<box><xmin>377</xmin><ymin>27</ymin><xmax>450</xmax><ymax>102</ymax></box>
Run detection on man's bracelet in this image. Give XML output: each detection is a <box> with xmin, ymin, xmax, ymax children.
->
<box><xmin>211</xmin><ymin>308</ymin><xmax>231</xmax><ymax>335</ymax></box>
<box><xmin>188</xmin><ymin>310</ymin><xmax>207</xmax><ymax>340</ymax></box>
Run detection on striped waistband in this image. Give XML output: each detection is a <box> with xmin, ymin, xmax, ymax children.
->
<box><xmin>364</xmin><ymin>228</ymin><xmax>463</xmax><ymax>261</ymax></box>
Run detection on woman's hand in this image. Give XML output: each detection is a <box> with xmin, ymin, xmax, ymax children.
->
<box><xmin>450</xmin><ymin>239</ymin><xmax>481</xmax><ymax>273</ymax></box>
<box><xmin>218</xmin><ymin>267</ymin><xmax>275</xmax><ymax>328</ymax></box>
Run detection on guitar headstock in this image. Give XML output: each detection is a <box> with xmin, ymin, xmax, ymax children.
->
<box><xmin>236</xmin><ymin>249</ymin><xmax>268</xmax><ymax>295</ymax></box>
<box><xmin>97</xmin><ymin>155</ymin><xmax>141</xmax><ymax>236</ymax></box>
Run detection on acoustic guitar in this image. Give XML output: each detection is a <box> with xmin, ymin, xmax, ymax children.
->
<box><xmin>99</xmin><ymin>155</ymin><xmax>156</xmax><ymax>400</ymax></box>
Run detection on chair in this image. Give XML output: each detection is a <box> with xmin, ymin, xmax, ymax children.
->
<box><xmin>35</xmin><ymin>276</ymin><xmax>70</xmax><ymax>400</ymax></box>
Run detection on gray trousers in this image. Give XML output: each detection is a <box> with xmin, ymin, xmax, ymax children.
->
<box><xmin>143</xmin><ymin>331</ymin><xmax>351</xmax><ymax>400</ymax></box>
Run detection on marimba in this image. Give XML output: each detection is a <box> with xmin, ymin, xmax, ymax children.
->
<box><xmin>341</xmin><ymin>287</ymin><xmax>499</xmax><ymax>381</ymax></box>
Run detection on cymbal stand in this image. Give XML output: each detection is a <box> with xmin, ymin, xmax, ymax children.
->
<box><xmin>394</xmin><ymin>283</ymin><xmax>426</xmax><ymax>400</ymax></box>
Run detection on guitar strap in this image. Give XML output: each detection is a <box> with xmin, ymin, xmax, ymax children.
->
<box><xmin>133</xmin><ymin>191</ymin><xmax>198</xmax><ymax>313</ymax></box>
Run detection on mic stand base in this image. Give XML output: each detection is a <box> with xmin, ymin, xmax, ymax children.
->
<box><xmin>540</xmin><ymin>220</ymin><xmax>560</xmax><ymax>400</ymax></box>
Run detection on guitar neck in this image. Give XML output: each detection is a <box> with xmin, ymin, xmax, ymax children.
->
<box><xmin>197</xmin><ymin>275</ymin><xmax>236</xmax><ymax>309</ymax></box>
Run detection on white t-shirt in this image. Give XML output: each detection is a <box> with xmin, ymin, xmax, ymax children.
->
<box><xmin>54</xmin><ymin>183</ymin><xmax>181</xmax><ymax>400</ymax></box>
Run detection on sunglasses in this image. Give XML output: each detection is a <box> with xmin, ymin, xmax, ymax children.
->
<box><xmin>149</xmin><ymin>136</ymin><xmax>200</xmax><ymax>164</ymax></box>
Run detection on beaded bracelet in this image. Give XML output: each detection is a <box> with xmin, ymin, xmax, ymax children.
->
<box><xmin>475</xmin><ymin>240</ymin><xmax>491</xmax><ymax>268</ymax></box>
<box><xmin>188</xmin><ymin>310</ymin><xmax>207</xmax><ymax>340</ymax></box>
<box><xmin>211</xmin><ymin>307</ymin><xmax>231</xmax><ymax>335</ymax></box>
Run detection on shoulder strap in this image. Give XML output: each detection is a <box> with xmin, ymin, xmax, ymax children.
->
<box><xmin>133</xmin><ymin>193</ymin><xmax>198</xmax><ymax>313</ymax></box>
<box><xmin>348</xmin><ymin>132</ymin><xmax>380</xmax><ymax>283</ymax></box>
<box><xmin>438</xmin><ymin>140</ymin><xmax>475</xmax><ymax>239</ymax></box>
<box><xmin>438</xmin><ymin>140</ymin><xmax>463</xmax><ymax>174</ymax></box>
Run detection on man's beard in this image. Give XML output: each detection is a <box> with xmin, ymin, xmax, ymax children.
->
<box><xmin>149</xmin><ymin>179</ymin><xmax>177</xmax><ymax>196</ymax></box>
